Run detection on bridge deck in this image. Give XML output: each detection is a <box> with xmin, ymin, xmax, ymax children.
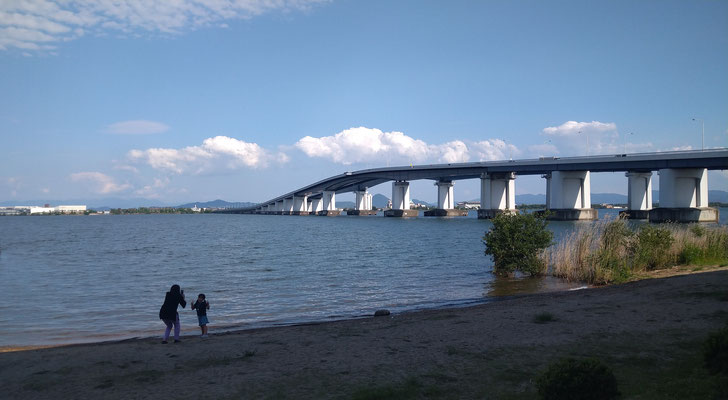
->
<box><xmin>218</xmin><ymin>149</ymin><xmax>728</xmax><ymax>213</ymax></box>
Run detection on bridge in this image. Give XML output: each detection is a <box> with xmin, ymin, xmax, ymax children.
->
<box><xmin>218</xmin><ymin>149</ymin><xmax>728</xmax><ymax>222</ymax></box>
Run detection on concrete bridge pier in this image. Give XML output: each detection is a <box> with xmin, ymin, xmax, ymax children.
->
<box><xmin>621</xmin><ymin>172</ymin><xmax>653</xmax><ymax>219</ymax></box>
<box><xmin>425</xmin><ymin>180</ymin><xmax>467</xmax><ymax>217</ymax></box>
<box><xmin>385</xmin><ymin>180</ymin><xmax>418</xmax><ymax>217</ymax></box>
<box><xmin>477</xmin><ymin>172</ymin><xmax>517</xmax><ymax>219</ymax></box>
<box><xmin>318</xmin><ymin>190</ymin><xmax>341</xmax><ymax>216</ymax></box>
<box><xmin>650</xmin><ymin>168</ymin><xmax>718</xmax><ymax>222</ymax></box>
<box><xmin>310</xmin><ymin>198</ymin><xmax>323</xmax><ymax>214</ymax></box>
<box><xmin>543</xmin><ymin>171</ymin><xmax>598</xmax><ymax>220</ymax></box>
<box><xmin>292</xmin><ymin>195</ymin><xmax>309</xmax><ymax>216</ymax></box>
<box><xmin>282</xmin><ymin>197</ymin><xmax>294</xmax><ymax>215</ymax></box>
<box><xmin>275</xmin><ymin>200</ymin><xmax>284</xmax><ymax>215</ymax></box>
<box><xmin>348</xmin><ymin>189</ymin><xmax>376</xmax><ymax>216</ymax></box>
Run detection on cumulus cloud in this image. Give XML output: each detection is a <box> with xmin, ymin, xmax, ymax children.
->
<box><xmin>294</xmin><ymin>127</ymin><xmax>517</xmax><ymax>165</ymax></box>
<box><xmin>0</xmin><ymin>0</ymin><xmax>328</xmax><ymax>52</ymax></box>
<box><xmin>128</xmin><ymin>135</ymin><xmax>288</xmax><ymax>174</ymax></box>
<box><xmin>70</xmin><ymin>171</ymin><xmax>131</xmax><ymax>194</ymax></box>
<box><xmin>538</xmin><ymin>120</ymin><xmax>642</xmax><ymax>156</ymax></box>
<box><xmin>106</xmin><ymin>120</ymin><xmax>169</xmax><ymax>135</ymax></box>
<box><xmin>134</xmin><ymin>176</ymin><xmax>169</xmax><ymax>198</ymax></box>
<box><xmin>542</xmin><ymin>120</ymin><xmax>617</xmax><ymax>136</ymax></box>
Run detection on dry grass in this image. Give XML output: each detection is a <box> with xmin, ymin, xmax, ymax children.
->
<box><xmin>540</xmin><ymin>217</ymin><xmax>728</xmax><ymax>285</ymax></box>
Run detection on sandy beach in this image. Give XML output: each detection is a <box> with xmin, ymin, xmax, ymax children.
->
<box><xmin>1</xmin><ymin>268</ymin><xmax>727</xmax><ymax>399</ymax></box>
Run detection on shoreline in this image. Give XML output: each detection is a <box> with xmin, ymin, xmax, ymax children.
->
<box><xmin>2</xmin><ymin>268</ymin><xmax>727</xmax><ymax>398</ymax></box>
<box><xmin>1</xmin><ymin>265</ymin><xmax>721</xmax><ymax>353</ymax></box>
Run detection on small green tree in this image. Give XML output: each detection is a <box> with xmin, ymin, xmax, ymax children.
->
<box><xmin>483</xmin><ymin>212</ymin><xmax>553</xmax><ymax>276</ymax></box>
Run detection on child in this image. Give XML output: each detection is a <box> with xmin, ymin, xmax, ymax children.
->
<box><xmin>191</xmin><ymin>293</ymin><xmax>210</xmax><ymax>338</ymax></box>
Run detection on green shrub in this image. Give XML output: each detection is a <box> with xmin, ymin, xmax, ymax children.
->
<box><xmin>632</xmin><ymin>225</ymin><xmax>674</xmax><ymax>270</ymax></box>
<box><xmin>680</xmin><ymin>243</ymin><xmax>704</xmax><ymax>265</ymax></box>
<box><xmin>536</xmin><ymin>358</ymin><xmax>619</xmax><ymax>400</ymax></box>
<box><xmin>690</xmin><ymin>224</ymin><xmax>706</xmax><ymax>238</ymax></box>
<box><xmin>704</xmin><ymin>327</ymin><xmax>728</xmax><ymax>376</ymax></box>
<box><xmin>483</xmin><ymin>212</ymin><xmax>553</xmax><ymax>276</ymax></box>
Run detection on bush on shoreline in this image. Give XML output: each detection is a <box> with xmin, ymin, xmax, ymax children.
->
<box><xmin>541</xmin><ymin>217</ymin><xmax>728</xmax><ymax>285</ymax></box>
<box><xmin>483</xmin><ymin>212</ymin><xmax>553</xmax><ymax>276</ymax></box>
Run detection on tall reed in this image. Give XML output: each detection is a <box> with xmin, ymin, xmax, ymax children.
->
<box><xmin>541</xmin><ymin>217</ymin><xmax>728</xmax><ymax>285</ymax></box>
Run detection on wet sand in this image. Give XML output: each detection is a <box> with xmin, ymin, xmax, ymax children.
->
<box><xmin>1</xmin><ymin>268</ymin><xmax>727</xmax><ymax>399</ymax></box>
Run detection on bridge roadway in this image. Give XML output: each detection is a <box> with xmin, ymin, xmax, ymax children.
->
<box><xmin>218</xmin><ymin>149</ymin><xmax>728</xmax><ymax>220</ymax></box>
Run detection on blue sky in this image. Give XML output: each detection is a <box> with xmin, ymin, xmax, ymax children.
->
<box><xmin>1</xmin><ymin>0</ymin><xmax>727</xmax><ymax>205</ymax></box>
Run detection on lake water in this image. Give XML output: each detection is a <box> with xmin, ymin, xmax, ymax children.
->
<box><xmin>0</xmin><ymin>208</ymin><xmax>725</xmax><ymax>348</ymax></box>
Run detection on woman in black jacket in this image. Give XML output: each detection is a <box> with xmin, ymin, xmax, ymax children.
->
<box><xmin>159</xmin><ymin>284</ymin><xmax>186</xmax><ymax>343</ymax></box>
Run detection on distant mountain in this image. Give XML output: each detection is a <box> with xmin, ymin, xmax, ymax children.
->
<box><xmin>591</xmin><ymin>193</ymin><xmax>628</xmax><ymax>204</ymax></box>
<box><xmin>514</xmin><ymin>193</ymin><xmax>630</xmax><ymax>205</ymax></box>
<box><xmin>709</xmin><ymin>190</ymin><xmax>728</xmax><ymax>203</ymax></box>
<box><xmin>372</xmin><ymin>194</ymin><xmax>390</xmax><ymax>208</ymax></box>
<box><xmin>514</xmin><ymin>194</ymin><xmax>546</xmax><ymax>204</ymax></box>
<box><xmin>411</xmin><ymin>198</ymin><xmax>435</xmax><ymax>207</ymax></box>
<box><xmin>176</xmin><ymin>199</ymin><xmax>255</xmax><ymax>209</ymax></box>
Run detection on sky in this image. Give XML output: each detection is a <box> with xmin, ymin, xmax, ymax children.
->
<box><xmin>1</xmin><ymin>0</ymin><xmax>727</xmax><ymax>206</ymax></box>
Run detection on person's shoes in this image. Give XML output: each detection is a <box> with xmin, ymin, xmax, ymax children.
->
<box><xmin>161</xmin><ymin>340</ymin><xmax>168</xmax><ymax>344</ymax></box>
<box><xmin>174</xmin><ymin>340</ymin><xmax>181</xmax><ymax>343</ymax></box>
<box><xmin>201</xmin><ymin>334</ymin><xmax>208</xmax><ymax>338</ymax></box>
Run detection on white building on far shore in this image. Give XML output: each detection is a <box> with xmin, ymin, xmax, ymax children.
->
<box><xmin>19</xmin><ymin>205</ymin><xmax>88</xmax><ymax>214</ymax></box>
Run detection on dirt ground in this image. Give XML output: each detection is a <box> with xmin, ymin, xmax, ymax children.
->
<box><xmin>1</xmin><ymin>268</ymin><xmax>727</xmax><ymax>399</ymax></box>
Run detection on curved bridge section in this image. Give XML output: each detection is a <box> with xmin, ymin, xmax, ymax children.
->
<box><xmin>217</xmin><ymin>149</ymin><xmax>728</xmax><ymax>222</ymax></box>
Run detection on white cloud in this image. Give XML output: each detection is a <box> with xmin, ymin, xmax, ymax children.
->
<box><xmin>134</xmin><ymin>176</ymin><xmax>169</xmax><ymax>198</ymax></box>
<box><xmin>542</xmin><ymin>121</ymin><xmax>617</xmax><ymax>136</ymax></box>
<box><xmin>0</xmin><ymin>0</ymin><xmax>328</xmax><ymax>52</ymax></box>
<box><xmin>470</xmin><ymin>139</ymin><xmax>519</xmax><ymax>161</ymax></box>
<box><xmin>106</xmin><ymin>120</ymin><xmax>169</xmax><ymax>135</ymax></box>
<box><xmin>128</xmin><ymin>135</ymin><xmax>288</xmax><ymax>174</ymax></box>
<box><xmin>535</xmin><ymin>120</ymin><xmax>659</xmax><ymax>156</ymax></box>
<box><xmin>113</xmin><ymin>164</ymin><xmax>139</xmax><ymax>173</ymax></box>
<box><xmin>70</xmin><ymin>171</ymin><xmax>131</xmax><ymax>194</ymax></box>
<box><xmin>294</xmin><ymin>127</ymin><xmax>516</xmax><ymax>165</ymax></box>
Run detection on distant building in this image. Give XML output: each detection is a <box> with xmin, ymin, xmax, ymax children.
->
<box><xmin>30</xmin><ymin>206</ymin><xmax>56</xmax><ymax>214</ymax></box>
<box><xmin>27</xmin><ymin>205</ymin><xmax>87</xmax><ymax>214</ymax></box>
<box><xmin>457</xmin><ymin>201</ymin><xmax>481</xmax><ymax>209</ymax></box>
<box><xmin>191</xmin><ymin>204</ymin><xmax>201</xmax><ymax>212</ymax></box>
<box><xmin>55</xmin><ymin>205</ymin><xmax>87</xmax><ymax>214</ymax></box>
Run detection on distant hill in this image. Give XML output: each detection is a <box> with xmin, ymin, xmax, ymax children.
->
<box><xmin>709</xmin><ymin>190</ymin><xmax>728</xmax><ymax>203</ymax></box>
<box><xmin>514</xmin><ymin>194</ymin><xmax>546</xmax><ymax>204</ymax></box>
<box><xmin>372</xmin><ymin>194</ymin><xmax>390</xmax><ymax>208</ymax></box>
<box><xmin>176</xmin><ymin>199</ymin><xmax>255</xmax><ymax>209</ymax></box>
<box><xmin>336</xmin><ymin>201</ymin><xmax>355</xmax><ymax>209</ymax></box>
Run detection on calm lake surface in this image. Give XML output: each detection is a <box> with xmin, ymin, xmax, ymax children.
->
<box><xmin>1</xmin><ymin>208</ymin><xmax>726</xmax><ymax>348</ymax></box>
